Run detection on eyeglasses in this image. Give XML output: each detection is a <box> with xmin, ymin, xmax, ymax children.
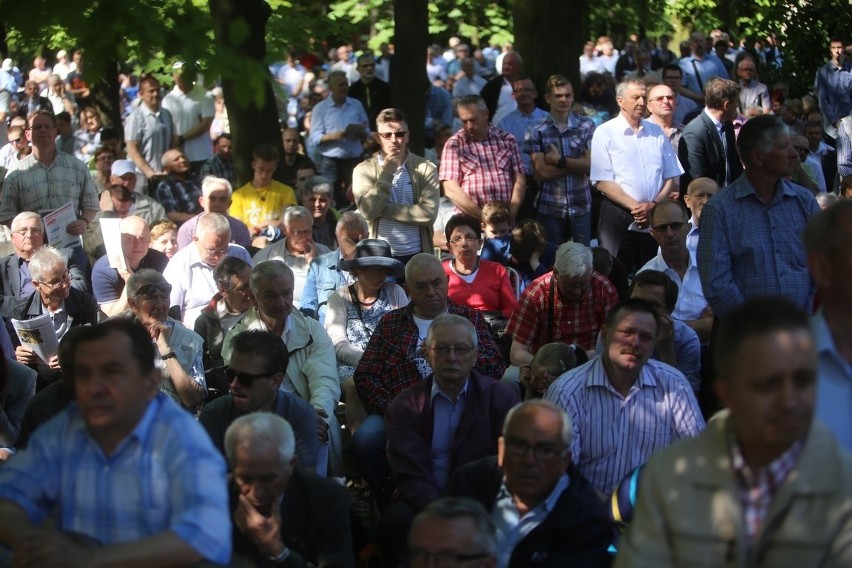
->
<box><xmin>9</xmin><ymin>138</ymin><xmax>23</xmax><ymax>145</ymax></box>
<box><xmin>504</xmin><ymin>438</ymin><xmax>567</xmax><ymax>461</ymax></box>
<box><xmin>224</xmin><ymin>366</ymin><xmax>278</xmax><ymax>388</ymax></box>
<box><xmin>650</xmin><ymin>95</ymin><xmax>675</xmax><ymax>102</ymax></box>
<box><xmin>136</xmin><ymin>282</ymin><xmax>172</xmax><ymax>298</ymax></box>
<box><xmin>430</xmin><ymin>345</ymin><xmax>476</xmax><ymax>357</ymax></box>
<box><xmin>651</xmin><ymin>221</ymin><xmax>686</xmax><ymax>233</ymax></box>
<box><xmin>377</xmin><ymin>131</ymin><xmax>408</xmax><ymax>140</ymax></box>
<box><xmin>12</xmin><ymin>227</ymin><xmax>44</xmax><ymax>237</ymax></box>
<box><xmin>408</xmin><ymin>550</ymin><xmax>491</xmax><ymax>567</ymax></box>
<box><xmin>37</xmin><ymin>272</ymin><xmax>71</xmax><ymax>290</ymax></box>
<box><xmin>449</xmin><ymin>235</ymin><xmax>480</xmax><ymax>245</ymax></box>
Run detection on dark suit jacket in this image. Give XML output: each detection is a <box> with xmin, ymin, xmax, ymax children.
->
<box><xmin>6</xmin><ymin>287</ymin><xmax>99</xmax><ymax>349</ymax></box>
<box><xmin>232</xmin><ymin>467</ymin><xmax>355</xmax><ymax>568</ymax></box>
<box><xmin>445</xmin><ymin>457</ymin><xmax>613</xmax><ymax>568</ymax></box>
<box><xmin>385</xmin><ymin>370</ymin><xmax>520</xmax><ymax>511</ymax></box>
<box><xmin>348</xmin><ymin>78</ymin><xmax>392</xmax><ymax>126</ymax></box>
<box><xmin>679</xmin><ymin>110</ymin><xmax>743</xmax><ymax>189</ymax></box>
<box><xmin>0</xmin><ymin>251</ymin><xmax>89</xmax><ymax>317</ymax></box>
<box><xmin>16</xmin><ymin>96</ymin><xmax>51</xmax><ymax>118</ymax></box>
<box><xmin>480</xmin><ymin>74</ymin><xmax>506</xmax><ymax>121</ymax></box>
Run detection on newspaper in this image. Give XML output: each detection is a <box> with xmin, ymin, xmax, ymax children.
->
<box><xmin>11</xmin><ymin>313</ymin><xmax>58</xmax><ymax>364</ymax></box>
<box><xmin>100</xmin><ymin>218</ymin><xmax>127</xmax><ymax>271</ymax></box>
<box><xmin>43</xmin><ymin>201</ymin><xmax>82</xmax><ymax>249</ymax></box>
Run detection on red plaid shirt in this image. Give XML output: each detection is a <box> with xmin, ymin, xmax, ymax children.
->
<box><xmin>353</xmin><ymin>300</ymin><xmax>506</xmax><ymax>415</ymax></box>
<box><xmin>439</xmin><ymin>126</ymin><xmax>524</xmax><ymax>208</ymax></box>
<box><xmin>731</xmin><ymin>438</ymin><xmax>803</xmax><ymax>542</ymax></box>
<box><xmin>506</xmin><ymin>270</ymin><xmax>617</xmax><ymax>352</ymax></box>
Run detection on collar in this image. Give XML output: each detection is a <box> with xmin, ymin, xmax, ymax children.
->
<box><xmin>546</xmin><ymin>112</ymin><xmax>580</xmax><ymax>129</ymax></box>
<box><xmin>732</xmin><ymin>176</ymin><xmax>799</xmax><ymax>203</ymax></box>
<box><xmin>614</xmin><ymin>112</ymin><xmax>646</xmax><ymax>135</ymax></box>
<box><xmin>430</xmin><ymin>376</ymin><xmax>470</xmax><ymax>404</ymax></box>
<box><xmin>586</xmin><ymin>354</ymin><xmax>657</xmax><ymax>390</ymax></box>
<box><xmin>497</xmin><ymin>473</ymin><xmax>570</xmax><ymax>517</ymax></box>
<box><xmin>730</xmin><ymin>433</ymin><xmax>803</xmax><ymax>489</ymax></box>
<box><xmin>704</xmin><ymin>108</ymin><xmax>723</xmax><ymax>130</ymax></box>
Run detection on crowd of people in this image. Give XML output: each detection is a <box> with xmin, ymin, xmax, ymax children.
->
<box><xmin>0</xmin><ymin>26</ymin><xmax>850</xmax><ymax>567</ymax></box>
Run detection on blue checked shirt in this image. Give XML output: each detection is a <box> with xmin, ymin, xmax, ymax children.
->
<box><xmin>499</xmin><ymin>106</ymin><xmax>548</xmax><ymax>174</ymax></box>
<box><xmin>697</xmin><ymin>175</ymin><xmax>819</xmax><ymax>318</ymax></box>
<box><xmin>0</xmin><ymin>393</ymin><xmax>232</xmax><ymax>564</ymax></box>
<box><xmin>525</xmin><ymin>113</ymin><xmax>595</xmax><ymax>217</ymax></box>
<box><xmin>545</xmin><ymin>356</ymin><xmax>704</xmax><ymax>496</ymax></box>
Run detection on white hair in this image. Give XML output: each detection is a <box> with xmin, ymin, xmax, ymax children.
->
<box><xmin>29</xmin><ymin>245</ymin><xmax>66</xmax><ymax>282</ymax></box>
<box><xmin>553</xmin><ymin>241</ymin><xmax>592</xmax><ymax>278</ymax></box>
<box><xmin>224</xmin><ymin>412</ymin><xmax>295</xmax><ymax>465</ymax></box>
<box><xmin>283</xmin><ymin>205</ymin><xmax>312</xmax><ymax>226</ymax></box>
<box><xmin>503</xmin><ymin>399</ymin><xmax>573</xmax><ymax>447</ymax></box>
<box><xmin>196</xmin><ymin>212</ymin><xmax>231</xmax><ymax>239</ymax></box>
<box><xmin>426</xmin><ymin>313</ymin><xmax>478</xmax><ymax>348</ymax></box>
<box><xmin>11</xmin><ymin>211</ymin><xmax>43</xmax><ymax>232</ymax></box>
<box><xmin>201</xmin><ymin>175</ymin><xmax>233</xmax><ymax>198</ymax></box>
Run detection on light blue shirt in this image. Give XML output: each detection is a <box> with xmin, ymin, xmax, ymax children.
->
<box><xmin>430</xmin><ymin>379</ymin><xmax>468</xmax><ymax>488</ymax></box>
<box><xmin>493</xmin><ymin>474</ymin><xmax>570</xmax><ymax>568</ymax></box>
<box><xmin>308</xmin><ymin>96</ymin><xmax>369</xmax><ymax>159</ymax></box>
<box><xmin>498</xmin><ymin>107</ymin><xmax>548</xmax><ymax>174</ymax></box>
<box><xmin>812</xmin><ymin>310</ymin><xmax>852</xmax><ymax>451</ymax></box>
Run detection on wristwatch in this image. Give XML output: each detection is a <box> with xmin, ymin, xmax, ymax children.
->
<box><xmin>161</xmin><ymin>351</ymin><xmax>177</xmax><ymax>360</ymax></box>
<box><xmin>268</xmin><ymin>546</ymin><xmax>291</xmax><ymax>563</ymax></box>
<box><xmin>557</xmin><ymin>156</ymin><xmax>566</xmax><ymax>169</ymax></box>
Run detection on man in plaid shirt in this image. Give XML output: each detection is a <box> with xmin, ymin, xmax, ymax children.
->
<box><xmin>439</xmin><ymin>95</ymin><xmax>526</xmax><ymax>222</ymax></box>
<box><xmin>352</xmin><ymin>253</ymin><xmax>505</xmax><ymax>508</ymax></box>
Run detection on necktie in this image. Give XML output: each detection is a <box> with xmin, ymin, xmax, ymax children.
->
<box><xmin>691</xmin><ymin>59</ymin><xmax>704</xmax><ymax>92</ymax></box>
<box><xmin>719</xmin><ymin>124</ymin><xmax>730</xmax><ymax>185</ymax></box>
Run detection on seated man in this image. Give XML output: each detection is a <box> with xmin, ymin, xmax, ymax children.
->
<box><xmin>225</xmin><ymin>413</ymin><xmax>354</xmax><ymax>567</ymax></box>
<box><xmin>682</xmin><ymin>177</ymin><xmax>719</xmax><ymax>258</ymax></box>
<box><xmin>353</xmin><ymin>253</ymin><xmax>505</xmax><ymax>506</ymax></box>
<box><xmin>8</xmin><ymin>246</ymin><xmax>98</xmax><ymax>387</ymax></box>
<box><xmin>155</xmin><ymin>149</ymin><xmax>203</xmax><ymax>225</ymax></box>
<box><xmin>506</xmin><ymin>241</ymin><xmax>618</xmax><ymax>366</ymax></box>
<box><xmin>222</xmin><ymin>261</ymin><xmax>342</xmax><ymax>475</ymax></box>
<box><xmin>300</xmin><ymin>211</ymin><xmax>368</xmax><ymax>325</ymax></box>
<box><xmin>92</xmin><ymin>215</ymin><xmax>169</xmax><ymax>317</ymax></box>
<box><xmin>194</xmin><ymin>256</ymin><xmax>253</xmax><ymax>396</ymax></box>
<box><xmin>119</xmin><ymin>269</ymin><xmax>207</xmax><ymax>410</ymax></box>
<box><xmin>164</xmin><ymin>212</ymin><xmax>252</xmax><ymax>329</ymax></box>
<box><xmin>253</xmin><ymin>206</ymin><xmax>331</xmax><ymax>309</ymax></box>
<box><xmin>1</xmin><ymin>212</ymin><xmax>88</xmax><ymax>316</ymax></box>
<box><xmin>615</xmin><ymin>298</ymin><xmax>852</xmax><ymax>567</ymax></box>
<box><xmin>446</xmin><ymin>400</ymin><xmax>612</xmax><ymax>567</ymax></box>
<box><xmin>200</xmin><ymin>330</ymin><xmax>319</xmax><ymax>471</ymax></box>
<box><xmin>639</xmin><ymin>199</ymin><xmax>712</xmax><ymax>342</ymax></box>
<box><xmin>545</xmin><ymin>298</ymin><xmax>704</xmax><ymax>495</ymax></box>
<box><xmin>407</xmin><ymin>497</ymin><xmax>498</xmax><ymax>568</ymax></box>
<box><xmin>176</xmin><ymin>175</ymin><xmax>252</xmax><ymax>250</ymax></box>
<box><xmin>0</xmin><ymin>318</ymin><xmax>231</xmax><ymax>566</ymax></box>
<box><xmin>301</xmin><ymin>176</ymin><xmax>338</xmax><ymax>250</ymax></box>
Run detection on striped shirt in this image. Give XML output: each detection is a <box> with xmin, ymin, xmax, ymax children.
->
<box><xmin>0</xmin><ymin>152</ymin><xmax>99</xmax><ymax>222</ymax></box>
<box><xmin>545</xmin><ymin>355</ymin><xmax>704</xmax><ymax>495</ymax></box>
<box><xmin>376</xmin><ymin>159</ymin><xmax>421</xmax><ymax>256</ymax></box>
<box><xmin>124</xmin><ymin>103</ymin><xmax>174</xmax><ymax>172</ymax></box>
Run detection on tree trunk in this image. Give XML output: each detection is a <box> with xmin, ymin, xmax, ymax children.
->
<box><xmin>208</xmin><ymin>0</ymin><xmax>284</xmax><ymax>187</ymax></box>
<box><xmin>514</xmin><ymin>0</ymin><xmax>588</xmax><ymax>102</ymax></box>
<box><xmin>91</xmin><ymin>58</ymin><xmax>121</xmax><ymax>131</ymax></box>
<box><xmin>392</xmin><ymin>0</ymin><xmax>428</xmax><ymax>156</ymax></box>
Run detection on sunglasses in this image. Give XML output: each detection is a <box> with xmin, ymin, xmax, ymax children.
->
<box><xmin>137</xmin><ymin>282</ymin><xmax>172</xmax><ymax>298</ymax></box>
<box><xmin>651</xmin><ymin>221</ymin><xmax>686</xmax><ymax>233</ymax></box>
<box><xmin>224</xmin><ymin>366</ymin><xmax>278</xmax><ymax>388</ymax></box>
<box><xmin>377</xmin><ymin>131</ymin><xmax>408</xmax><ymax>140</ymax></box>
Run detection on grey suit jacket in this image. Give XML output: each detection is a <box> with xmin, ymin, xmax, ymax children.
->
<box><xmin>0</xmin><ymin>250</ymin><xmax>89</xmax><ymax>317</ymax></box>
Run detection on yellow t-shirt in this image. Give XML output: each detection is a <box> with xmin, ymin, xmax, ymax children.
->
<box><xmin>229</xmin><ymin>180</ymin><xmax>298</xmax><ymax>230</ymax></box>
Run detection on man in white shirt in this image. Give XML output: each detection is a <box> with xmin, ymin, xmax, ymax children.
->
<box><xmin>161</xmin><ymin>63</ymin><xmax>215</xmax><ymax>173</ymax></box>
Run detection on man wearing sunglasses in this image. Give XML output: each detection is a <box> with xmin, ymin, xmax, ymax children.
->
<box><xmin>200</xmin><ymin>329</ymin><xmax>319</xmax><ymax>471</ymax></box>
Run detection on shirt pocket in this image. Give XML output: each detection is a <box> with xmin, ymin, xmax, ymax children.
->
<box><xmin>458</xmin><ymin>152</ymin><xmax>480</xmax><ymax>177</ymax></box>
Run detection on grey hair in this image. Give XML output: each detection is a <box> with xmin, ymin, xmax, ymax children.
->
<box><xmin>502</xmin><ymin>399</ymin><xmax>573</xmax><ymax>447</ymax></box>
<box><xmin>425</xmin><ymin>313</ymin><xmax>478</xmax><ymax>348</ymax></box>
<box><xmin>201</xmin><ymin>175</ymin><xmax>233</xmax><ymax>198</ymax></box>
<box><xmin>327</xmin><ymin>69</ymin><xmax>348</xmax><ymax>84</ymax></box>
<box><xmin>283</xmin><ymin>205</ymin><xmax>312</xmax><ymax>226</ymax></box>
<box><xmin>125</xmin><ymin>268</ymin><xmax>166</xmax><ymax>299</ymax></box>
<box><xmin>553</xmin><ymin>241</ymin><xmax>592</xmax><ymax>278</ymax></box>
<box><xmin>736</xmin><ymin>115</ymin><xmax>789</xmax><ymax>166</ymax></box>
<box><xmin>301</xmin><ymin>175</ymin><xmax>334</xmax><ymax>201</ymax></box>
<box><xmin>250</xmin><ymin>260</ymin><xmax>293</xmax><ymax>294</ymax></box>
<box><xmin>196</xmin><ymin>212</ymin><xmax>232</xmax><ymax>239</ymax></box>
<box><xmin>616</xmin><ymin>79</ymin><xmax>645</xmax><ymax>99</ymax></box>
<box><xmin>816</xmin><ymin>192</ymin><xmax>839</xmax><ymax>210</ymax></box>
<box><xmin>455</xmin><ymin>94</ymin><xmax>488</xmax><ymax>116</ymax></box>
<box><xmin>404</xmin><ymin>252</ymin><xmax>442</xmax><ymax>283</ymax></box>
<box><xmin>11</xmin><ymin>211</ymin><xmax>44</xmax><ymax>233</ymax></box>
<box><xmin>29</xmin><ymin>245</ymin><xmax>66</xmax><ymax>282</ymax></box>
<box><xmin>336</xmin><ymin>211</ymin><xmax>368</xmax><ymax>236</ymax></box>
<box><xmin>224</xmin><ymin>412</ymin><xmax>295</xmax><ymax>465</ymax></box>
<box><xmin>411</xmin><ymin>497</ymin><xmax>497</xmax><ymax>556</ymax></box>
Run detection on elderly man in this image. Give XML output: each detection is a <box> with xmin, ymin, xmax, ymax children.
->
<box><xmin>0</xmin><ymin>318</ymin><xmax>230</xmax><ymax>565</ymax></box>
<box><xmin>175</xmin><ymin>175</ymin><xmax>252</xmax><ymax>250</ymax></box>
<box><xmin>353</xmin><ymin>253</ymin><xmax>505</xmax><ymax>506</ymax></box>
<box><xmin>222</xmin><ymin>261</ymin><xmax>342</xmax><ymax>475</ymax></box>
<box><xmin>161</xmin><ymin>63</ymin><xmax>215</xmax><ymax>172</ymax></box>
<box><xmin>253</xmin><ymin>206</ymin><xmax>330</xmax><ymax>309</ymax></box>
<box><xmin>164</xmin><ymin>212</ymin><xmax>252</xmax><ymax>329</ymax></box>
<box><xmin>300</xmin><ymin>176</ymin><xmax>337</xmax><ymax>249</ymax></box>
<box><xmin>682</xmin><ymin>177</ymin><xmax>718</xmax><ymax>258</ymax></box>
<box><xmin>1</xmin><ymin>212</ymin><xmax>88</xmax><ymax>314</ymax></box>
<box><xmin>155</xmin><ymin>149</ymin><xmax>203</xmax><ymax>224</ymax></box>
<box><xmin>507</xmin><ymin>241</ymin><xmax>618</xmax><ymax>367</ymax></box>
<box><xmin>480</xmin><ymin>51</ymin><xmax>523</xmax><ymax>126</ymax></box>
<box><xmin>124</xmin><ymin>74</ymin><xmax>175</xmax><ymax>178</ymax></box>
<box><xmin>91</xmin><ymin>215</ymin><xmax>169</xmax><ymax>317</ymax></box>
<box><xmin>440</xmin><ymin>95</ymin><xmax>526</xmax><ymax>221</ymax></box>
<box><xmin>804</xmin><ymin>201</ymin><xmax>852</xmax><ymax>451</ymax></box>
<box><xmin>679</xmin><ymin>77</ymin><xmax>742</xmax><ymax>190</ymax></box>
<box><xmin>225</xmin><ymin>413</ymin><xmax>354</xmax><ymax>567</ymax></box>
<box><xmin>591</xmin><ymin>80</ymin><xmax>683</xmax><ymax>274</ymax></box>
<box><xmin>526</xmin><ymin>75</ymin><xmax>595</xmax><ymax>245</ymax></box>
<box><xmin>698</xmin><ymin>115</ymin><xmax>819</xmax><ymax>318</ymax></box>
<box><xmin>639</xmin><ymin>200</ymin><xmax>711</xmax><ymax>341</ymax></box>
<box><xmin>308</xmin><ymin>69</ymin><xmax>369</xmax><ymax>207</ymax></box>
<box><xmin>545</xmin><ymin>298</ymin><xmax>704</xmax><ymax>495</ymax></box>
<box><xmin>353</xmin><ymin>108</ymin><xmax>440</xmax><ymax>260</ymax></box>
<box><xmin>0</xmin><ymin>111</ymin><xmax>98</xmax><ymax>242</ymax></box>
<box><xmin>661</xmin><ymin>65</ymin><xmax>699</xmax><ymax>124</ymax></box>
<box><xmin>16</xmin><ymin>80</ymin><xmax>50</xmax><ymax>118</ymax></box>
<box><xmin>446</xmin><ymin>400</ymin><xmax>612</xmax><ymax>568</ymax></box>
<box><xmin>200</xmin><ymin>330</ymin><xmax>320</xmax><ymax>471</ymax></box>
<box><xmin>646</xmin><ymin>82</ymin><xmax>684</xmax><ymax>163</ymax></box>
<box><xmin>300</xmin><ymin>211</ymin><xmax>368</xmax><ymax>325</ymax></box>
<box><xmin>8</xmin><ymin>246</ymin><xmax>98</xmax><ymax>385</ymax></box>
<box><xmin>120</xmin><ymin>269</ymin><xmax>207</xmax><ymax>409</ymax></box>
<box><xmin>408</xmin><ymin>498</ymin><xmax>498</xmax><ymax>568</ymax></box>
<box><xmin>615</xmin><ymin>298</ymin><xmax>852</xmax><ymax>567</ymax></box>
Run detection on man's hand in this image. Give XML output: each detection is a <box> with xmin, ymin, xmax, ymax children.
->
<box><xmin>15</xmin><ymin>346</ymin><xmax>37</xmax><ymax>366</ymax></box>
<box><xmin>544</xmin><ymin>143</ymin><xmax>561</xmax><ymax>167</ymax></box>
<box><xmin>316</xmin><ymin>407</ymin><xmax>330</xmax><ymax>442</ymax></box>
<box><xmin>116</xmin><ymin>262</ymin><xmax>134</xmax><ymax>283</ymax></box>
<box><xmin>47</xmin><ymin>354</ymin><xmax>61</xmax><ymax>371</ymax></box>
<box><xmin>66</xmin><ymin>220</ymin><xmax>88</xmax><ymax>236</ymax></box>
<box><xmin>631</xmin><ymin>202</ymin><xmax>656</xmax><ymax>226</ymax></box>
<box><xmin>234</xmin><ymin>494</ymin><xmax>286</xmax><ymax>558</ymax></box>
<box><xmin>12</xmin><ymin>529</ymin><xmax>96</xmax><ymax>568</ymax></box>
<box><xmin>382</xmin><ymin>150</ymin><xmax>402</xmax><ymax>174</ymax></box>
<box><xmin>655</xmin><ymin>313</ymin><xmax>676</xmax><ymax>363</ymax></box>
<box><xmin>149</xmin><ymin>322</ymin><xmax>172</xmax><ymax>354</ymax></box>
